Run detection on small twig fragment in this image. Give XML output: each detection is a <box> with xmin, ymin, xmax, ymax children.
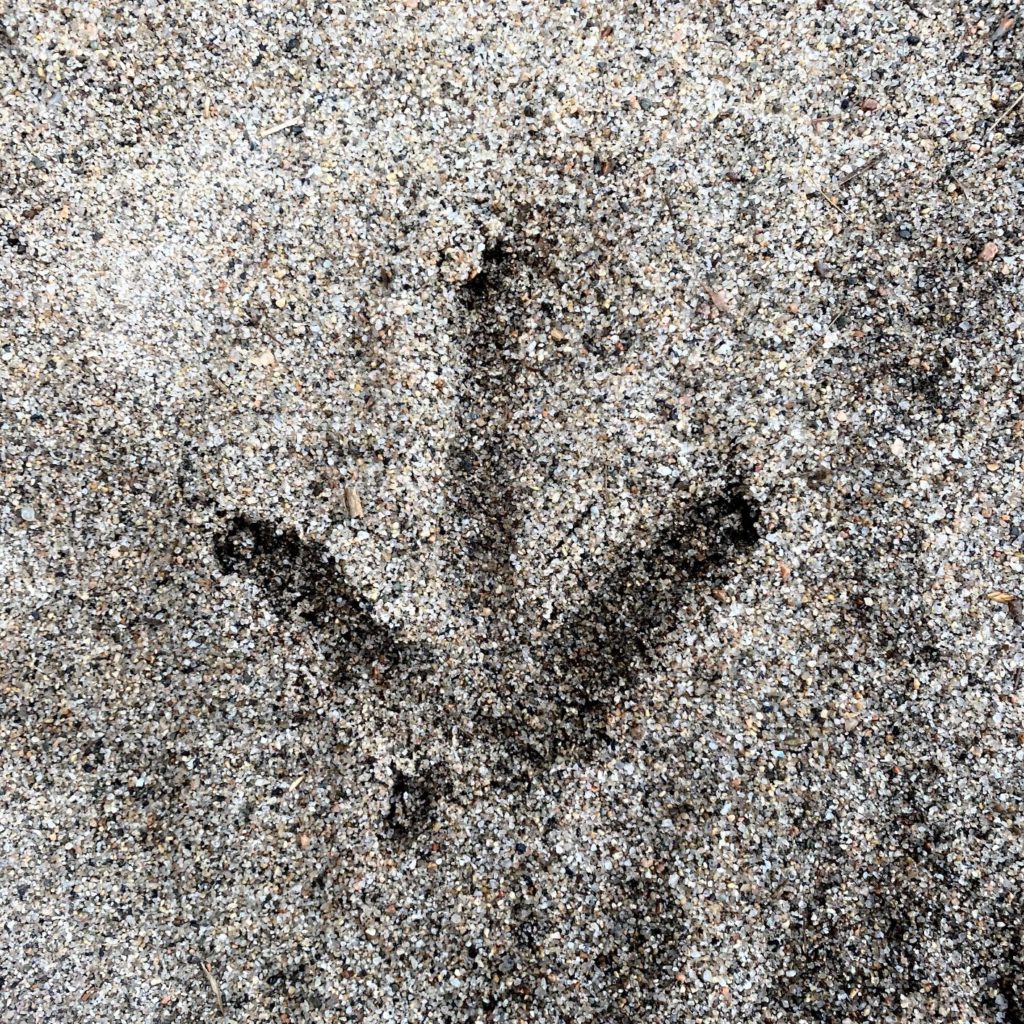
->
<box><xmin>991</xmin><ymin>15</ymin><xmax>1016</xmax><ymax>43</ymax></box>
<box><xmin>702</xmin><ymin>279</ymin><xmax>731</xmax><ymax>315</ymax></box>
<box><xmin>818</xmin><ymin>189</ymin><xmax>842</xmax><ymax>212</ymax></box>
<box><xmin>837</xmin><ymin>152</ymin><xmax>884</xmax><ymax>188</ymax></box>
<box><xmin>989</xmin><ymin>91</ymin><xmax>1024</xmax><ymax>136</ymax></box>
<box><xmin>200</xmin><ymin>962</ymin><xmax>225</xmax><ymax>1015</ymax></box>
<box><xmin>260</xmin><ymin>117</ymin><xmax>303</xmax><ymax>139</ymax></box>
<box><xmin>344</xmin><ymin>484</ymin><xmax>363</xmax><ymax>519</ymax></box>
<box><xmin>946</xmin><ymin>167</ymin><xmax>971</xmax><ymax>199</ymax></box>
<box><xmin>827</xmin><ymin>306</ymin><xmax>850</xmax><ymax>329</ymax></box>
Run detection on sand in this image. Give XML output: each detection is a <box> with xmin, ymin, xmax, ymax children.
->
<box><xmin>2</xmin><ymin>1</ymin><xmax>1023</xmax><ymax>1021</ymax></box>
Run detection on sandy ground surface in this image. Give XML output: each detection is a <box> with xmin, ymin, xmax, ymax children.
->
<box><xmin>2</xmin><ymin>1</ymin><xmax>1024</xmax><ymax>1021</ymax></box>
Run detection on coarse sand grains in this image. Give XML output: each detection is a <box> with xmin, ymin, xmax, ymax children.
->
<box><xmin>2</xmin><ymin>2</ymin><xmax>1023</xmax><ymax>1021</ymax></box>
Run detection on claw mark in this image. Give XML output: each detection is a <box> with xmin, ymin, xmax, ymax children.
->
<box><xmin>452</xmin><ymin>239</ymin><xmax>523</xmax><ymax>592</ymax></box>
<box><xmin>214</xmin><ymin>515</ymin><xmax>401</xmax><ymax>665</ymax></box>
<box><xmin>488</xmin><ymin>487</ymin><xmax>760</xmax><ymax>770</ymax></box>
<box><xmin>462</xmin><ymin>242</ymin><xmax>509</xmax><ymax>302</ymax></box>
<box><xmin>383</xmin><ymin>763</ymin><xmax>452</xmax><ymax>845</ymax></box>
<box><xmin>553</xmin><ymin>490</ymin><xmax>759</xmax><ymax>697</ymax></box>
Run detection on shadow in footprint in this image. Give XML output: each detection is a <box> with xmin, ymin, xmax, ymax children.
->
<box><xmin>383</xmin><ymin>762</ymin><xmax>453</xmax><ymax>848</ymax></box>
<box><xmin>451</xmin><ymin>239</ymin><xmax>525</xmax><ymax>593</ymax></box>
<box><xmin>214</xmin><ymin>515</ymin><xmax>402</xmax><ymax>667</ymax></box>
<box><xmin>486</xmin><ymin>487</ymin><xmax>760</xmax><ymax>774</ymax></box>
